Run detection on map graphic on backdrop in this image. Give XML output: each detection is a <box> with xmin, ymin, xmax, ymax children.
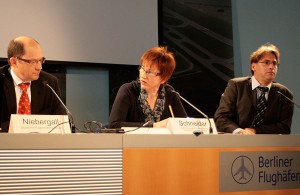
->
<box><xmin>159</xmin><ymin>0</ymin><xmax>233</xmax><ymax>117</ymax></box>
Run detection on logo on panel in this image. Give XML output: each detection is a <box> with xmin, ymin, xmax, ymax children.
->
<box><xmin>219</xmin><ymin>151</ymin><xmax>300</xmax><ymax>192</ymax></box>
<box><xmin>231</xmin><ymin>156</ymin><xmax>254</xmax><ymax>184</ymax></box>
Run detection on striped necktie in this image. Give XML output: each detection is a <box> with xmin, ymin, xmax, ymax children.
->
<box><xmin>252</xmin><ymin>86</ymin><xmax>269</xmax><ymax>127</ymax></box>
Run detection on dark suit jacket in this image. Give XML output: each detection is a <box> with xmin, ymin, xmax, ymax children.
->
<box><xmin>214</xmin><ymin>77</ymin><xmax>294</xmax><ymax>134</ymax></box>
<box><xmin>0</xmin><ymin>65</ymin><xmax>66</xmax><ymax>132</ymax></box>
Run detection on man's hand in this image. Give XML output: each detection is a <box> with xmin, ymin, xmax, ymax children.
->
<box><xmin>238</xmin><ymin>128</ymin><xmax>256</xmax><ymax>135</ymax></box>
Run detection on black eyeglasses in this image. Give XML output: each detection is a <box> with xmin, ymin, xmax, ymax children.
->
<box><xmin>258</xmin><ymin>60</ymin><xmax>278</xmax><ymax>66</ymax></box>
<box><xmin>16</xmin><ymin>56</ymin><xmax>46</xmax><ymax>65</ymax></box>
<box><xmin>138</xmin><ymin>66</ymin><xmax>160</xmax><ymax>77</ymax></box>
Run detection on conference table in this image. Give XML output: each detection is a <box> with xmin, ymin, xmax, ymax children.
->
<box><xmin>0</xmin><ymin>133</ymin><xmax>299</xmax><ymax>194</ymax></box>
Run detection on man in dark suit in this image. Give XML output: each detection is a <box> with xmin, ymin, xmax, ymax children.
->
<box><xmin>214</xmin><ymin>43</ymin><xmax>294</xmax><ymax>134</ymax></box>
<box><xmin>0</xmin><ymin>36</ymin><xmax>66</xmax><ymax>132</ymax></box>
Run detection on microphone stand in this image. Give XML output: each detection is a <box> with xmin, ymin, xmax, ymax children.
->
<box><xmin>173</xmin><ymin>91</ymin><xmax>213</xmax><ymax>135</ymax></box>
<box><xmin>276</xmin><ymin>91</ymin><xmax>300</xmax><ymax>108</ymax></box>
<box><xmin>45</xmin><ymin>83</ymin><xmax>76</xmax><ymax>133</ymax></box>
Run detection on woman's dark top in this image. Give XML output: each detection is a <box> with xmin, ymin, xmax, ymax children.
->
<box><xmin>109</xmin><ymin>80</ymin><xmax>187</xmax><ymax>128</ymax></box>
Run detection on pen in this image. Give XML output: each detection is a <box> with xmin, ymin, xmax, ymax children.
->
<box><xmin>169</xmin><ymin>105</ymin><xmax>175</xmax><ymax>118</ymax></box>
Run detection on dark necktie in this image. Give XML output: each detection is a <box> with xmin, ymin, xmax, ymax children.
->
<box><xmin>252</xmin><ymin>86</ymin><xmax>269</xmax><ymax>127</ymax></box>
<box><xmin>18</xmin><ymin>83</ymin><xmax>31</xmax><ymax>114</ymax></box>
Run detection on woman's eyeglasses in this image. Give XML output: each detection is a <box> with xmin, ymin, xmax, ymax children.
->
<box><xmin>139</xmin><ymin>66</ymin><xmax>161</xmax><ymax>77</ymax></box>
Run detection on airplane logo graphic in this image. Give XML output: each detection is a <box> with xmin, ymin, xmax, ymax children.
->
<box><xmin>231</xmin><ymin>156</ymin><xmax>254</xmax><ymax>184</ymax></box>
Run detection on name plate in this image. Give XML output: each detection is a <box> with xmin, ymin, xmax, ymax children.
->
<box><xmin>9</xmin><ymin>114</ymin><xmax>71</xmax><ymax>134</ymax></box>
<box><xmin>167</xmin><ymin>117</ymin><xmax>217</xmax><ymax>134</ymax></box>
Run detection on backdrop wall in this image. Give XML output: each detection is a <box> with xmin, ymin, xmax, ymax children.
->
<box><xmin>0</xmin><ymin>0</ymin><xmax>158</xmax><ymax>65</ymax></box>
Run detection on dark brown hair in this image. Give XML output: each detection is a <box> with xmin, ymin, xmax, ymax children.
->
<box><xmin>250</xmin><ymin>43</ymin><xmax>280</xmax><ymax>74</ymax></box>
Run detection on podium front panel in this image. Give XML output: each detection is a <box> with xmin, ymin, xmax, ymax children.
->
<box><xmin>0</xmin><ymin>134</ymin><xmax>123</xmax><ymax>195</ymax></box>
<box><xmin>123</xmin><ymin>134</ymin><xmax>300</xmax><ymax>195</ymax></box>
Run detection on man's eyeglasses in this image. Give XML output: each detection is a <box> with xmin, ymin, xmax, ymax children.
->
<box><xmin>258</xmin><ymin>60</ymin><xmax>278</xmax><ymax>66</ymax></box>
<box><xmin>16</xmin><ymin>57</ymin><xmax>46</xmax><ymax>65</ymax></box>
<box><xmin>139</xmin><ymin>66</ymin><xmax>161</xmax><ymax>77</ymax></box>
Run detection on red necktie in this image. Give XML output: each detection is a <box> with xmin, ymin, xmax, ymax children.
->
<box><xmin>18</xmin><ymin>83</ymin><xmax>31</xmax><ymax>114</ymax></box>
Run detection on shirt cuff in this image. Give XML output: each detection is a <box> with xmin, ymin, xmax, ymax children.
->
<box><xmin>233</xmin><ymin>128</ymin><xmax>243</xmax><ymax>134</ymax></box>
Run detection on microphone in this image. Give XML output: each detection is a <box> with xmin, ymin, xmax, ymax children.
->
<box><xmin>170</xmin><ymin>89</ymin><xmax>213</xmax><ymax>136</ymax></box>
<box><xmin>276</xmin><ymin>91</ymin><xmax>300</xmax><ymax>108</ymax></box>
<box><xmin>43</xmin><ymin>81</ymin><xmax>76</xmax><ymax>133</ymax></box>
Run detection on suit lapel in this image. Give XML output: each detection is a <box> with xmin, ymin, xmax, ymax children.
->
<box><xmin>248</xmin><ymin>78</ymin><xmax>257</xmax><ymax>109</ymax></box>
<box><xmin>266</xmin><ymin>83</ymin><xmax>276</xmax><ymax>109</ymax></box>
<box><xmin>4</xmin><ymin>77</ymin><xmax>17</xmax><ymax>113</ymax></box>
<box><xmin>2</xmin><ymin>67</ymin><xmax>17</xmax><ymax>113</ymax></box>
<box><xmin>30</xmin><ymin>80</ymin><xmax>42</xmax><ymax>114</ymax></box>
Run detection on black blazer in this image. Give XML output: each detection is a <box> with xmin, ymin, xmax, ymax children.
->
<box><xmin>0</xmin><ymin>65</ymin><xmax>66</xmax><ymax>132</ymax></box>
<box><xmin>214</xmin><ymin>77</ymin><xmax>294</xmax><ymax>134</ymax></box>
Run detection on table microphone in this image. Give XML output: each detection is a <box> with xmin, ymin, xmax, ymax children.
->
<box><xmin>44</xmin><ymin>81</ymin><xmax>76</xmax><ymax>133</ymax></box>
<box><xmin>170</xmin><ymin>89</ymin><xmax>213</xmax><ymax>136</ymax></box>
<box><xmin>276</xmin><ymin>91</ymin><xmax>300</xmax><ymax>108</ymax></box>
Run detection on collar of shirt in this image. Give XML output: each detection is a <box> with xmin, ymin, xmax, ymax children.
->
<box><xmin>251</xmin><ymin>76</ymin><xmax>271</xmax><ymax>99</ymax></box>
<box><xmin>10</xmin><ymin>68</ymin><xmax>31</xmax><ymax>87</ymax></box>
<box><xmin>9</xmin><ymin>68</ymin><xmax>32</xmax><ymax>107</ymax></box>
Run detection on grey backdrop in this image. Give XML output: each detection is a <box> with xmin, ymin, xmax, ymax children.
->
<box><xmin>0</xmin><ymin>0</ymin><xmax>158</xmax><ymax>65</ymax></box>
